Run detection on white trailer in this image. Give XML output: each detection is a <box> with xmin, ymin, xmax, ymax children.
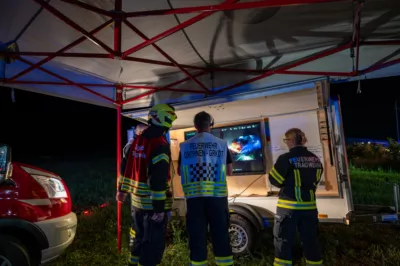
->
<box><xmin>124</xmin><ymin>79</ymin><xmax>400</xmax><ymax>254</ymax></box>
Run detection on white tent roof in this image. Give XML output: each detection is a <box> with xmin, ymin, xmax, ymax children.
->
<box><xmin>1</xmin><ymin>0</ymin><xmax>399</xmax><ymax>110</ymax></box>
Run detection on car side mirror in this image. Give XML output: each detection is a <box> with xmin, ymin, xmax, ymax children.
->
<box><xmin>0</xmin><ymin>144</ymin><xmax>12</xmax><ymax>183</ymax></box>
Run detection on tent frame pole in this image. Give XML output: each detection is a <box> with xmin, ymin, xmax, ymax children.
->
<box><xmin>115</xmin><ymin>87</ymin><xmax>123</xmax><ymax>252</ymax></box>
<box><xmin>114</xmin><ymin>0</ymin><xmax>123</xmax><ymax>252</ymax></box>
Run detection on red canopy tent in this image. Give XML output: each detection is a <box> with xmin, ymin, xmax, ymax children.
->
<box><xmin>1</xmin><ymin>0</ymin><xmax>399</xmax><ymax>250</ymax></box>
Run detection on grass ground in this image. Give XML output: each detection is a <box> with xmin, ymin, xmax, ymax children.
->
<box><xmin>349</xmin><ymin>165</ymin><xmax>400</xmax><ymax>206</ymax></box>
<box><xmin>28</xmin><ymin>158</ymin><xmax>400</xmax><ymax>266</ymax></box>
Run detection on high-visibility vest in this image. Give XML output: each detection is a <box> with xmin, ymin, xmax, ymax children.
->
<box><xmin>179</xmin><ymin>132</ymin><xmax>229</xmax><ymax>198</ymax></box>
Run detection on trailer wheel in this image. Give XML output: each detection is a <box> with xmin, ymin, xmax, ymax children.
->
<box><xmin>229</xmin><ymin>214</ymin><xmax>255</xmax><ymax>255</ymax></box>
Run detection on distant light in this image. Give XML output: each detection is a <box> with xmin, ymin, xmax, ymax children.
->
<box><xmin>368</xmin><ymin>142</ymin><xmax>371</xmax><ymax>144</ymax></box>
<box><xmin>81</xmin><ymin>202</ymin><xmax>109</xmax><ymax>216</ymax></box>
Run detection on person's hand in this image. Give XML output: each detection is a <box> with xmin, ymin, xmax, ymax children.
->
<box><xmin>116</xmin><ymin>191</ymin><xmax>128</xmax><ymax>202</ymax></box>
<box><xmin>151</xmin><ymin>212</ymin><xmax>165</xmax><ymax>223</ymax></box>
<box><xmin>135</xmin><ymin>124</ymin><xmax>149</xmax><ymax>135</ymax></box>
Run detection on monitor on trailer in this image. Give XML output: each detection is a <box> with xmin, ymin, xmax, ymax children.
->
<box><xmin>184</xmin><ymin>122</ymin><xmax>265</xmax><ymax>175</ymax></box>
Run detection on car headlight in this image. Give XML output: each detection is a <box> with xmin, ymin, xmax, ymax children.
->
<box><xmin>31</xmin><ymin>175</ymin><xmax>68</xmax><ymax>199</ymax></box>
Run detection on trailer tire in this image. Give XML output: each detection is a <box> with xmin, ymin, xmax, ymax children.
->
<box><xmin>229</xmin><ymin>214</ymin><xmax>255</xmax><ymax>255</ymax></box>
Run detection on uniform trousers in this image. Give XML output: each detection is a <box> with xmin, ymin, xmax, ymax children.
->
<box><xmin>186</xmin><ymin>197</ymin><xmax>233</xmax><ymax>266</ymax></box>
<box><xmin>273</xmin><ymin>207</ymin><xmax>323</xmax><ymax>266</ymax></box>
<box><xmin>128</xmin><ymin>208</ymin><xmax>167</xmax><ymax>266</ymax></box>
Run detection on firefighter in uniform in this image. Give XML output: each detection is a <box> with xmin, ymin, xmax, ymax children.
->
<box><xmin>121</xmin><ymin>124</ymin><xmax>155</xmax><ymax>257</ymax></box>
<box><xmin>269</xmin><ymin>128</ymin><xmax>323</xmax><ymax>266</ymax></box>
<box><xmin>117</xmin><ymin>104</ymin><xmax>177</xmax><ymax>266</ymax></box>
<box><xmin>178</xmin><ymin>111</ymin><xmax>234</xmax><ymax>266</ymax></box>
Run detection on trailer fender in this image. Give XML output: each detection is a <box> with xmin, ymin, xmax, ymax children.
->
<box><xmin>228</xmin><ymin>202</ymin><xmax>264</xmax><ymax>232</ymax></box>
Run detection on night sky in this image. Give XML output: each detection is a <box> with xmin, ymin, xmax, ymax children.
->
<box><xmin>0</xmin><ymin>76</ymin><xmax>399</xmax><ymax>161</ymax></box>
<box><xmin>330</xmin><ymin>76</ymin><xmax>399</xmax><ymax>140</ymax></box>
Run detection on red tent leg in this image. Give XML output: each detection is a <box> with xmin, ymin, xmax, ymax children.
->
<box><xmin>115</xmin><ymin>0</ymin><xmax>123</xmax><ymax>252</ymax></box>
<box><xmin>116</xmin><ymin>104</ymin><xmax>122</xmax><ymax>252</ymax></box>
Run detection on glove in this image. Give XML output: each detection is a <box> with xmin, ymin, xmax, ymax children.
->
<box><xmin>116</xmin><ymin>191</ymin><xmax>128</xmax><ymax>202</ymax></box>
<box><xmin>151</xmin><ymin>212</ymin><xmax>165</xmax><ymax>223</ymax></box>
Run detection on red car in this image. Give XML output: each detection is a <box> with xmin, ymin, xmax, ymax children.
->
<box><xmin>0</xmin><ymin>144</ymin><xmax>77</xmax><ymax>266</ymax></box>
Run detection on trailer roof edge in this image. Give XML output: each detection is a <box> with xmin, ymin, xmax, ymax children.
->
<box><xmin>122</xmin><ymin>77</ymin><xmax>326</xmax><ymax>119</ymax></box>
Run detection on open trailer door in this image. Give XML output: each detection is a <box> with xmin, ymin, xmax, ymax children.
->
<box><xmin>327</xmin><ymin>96</ymin><xmax>355</xmax><ymax>219</ymax></box>
<box><xmin>329</xmin><ymin>96</ymin><xmax>400</xmax><ymax>224</ymax></box>
<box><xmin>329</xmin><ymin>97</ymin><xmax>399</xmax><ymax>223</ymax></box>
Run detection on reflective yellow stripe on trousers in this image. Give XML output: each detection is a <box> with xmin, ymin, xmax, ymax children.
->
<box><xmin>215</xmin><ymin>255</ymin><xmax>233</xmax><ymax>266</ymax></box>
<box><xmin>306</xmin><ymin>259</ymin><xmax>323</xmax><ymax>265</ymax></box>
<box><xmin>274</xmin><ymin>257</ymin><xmax>292</xmax><ymax>266</ymax></box>
<box><xmin>191</xmin><ymin>261</ymin><xmax>207</xmax><ymax>266</ymax></box>
<box><xmin>130</xmin><ymin>228</ymin><xmax>136</xmax><ymax>238</ymax></box>
<box><xmin>129</xmin><ymin>255</ymin><xmax>139</xmax><ymax>265</ymax></box>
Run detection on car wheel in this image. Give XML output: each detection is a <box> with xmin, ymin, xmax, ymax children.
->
<box><xmin>229</xmin><ymin>214</ymin><xmax>255</xmax><ymax>255</ymax></box>
<box><xmin>0</xmin><ymin>235</ymin><xmax>31</xmax><ymax>266</ymax></box>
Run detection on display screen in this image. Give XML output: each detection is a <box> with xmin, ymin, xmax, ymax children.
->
<box><xmin>184</xmin><ymin>131</ymin><xmax>197</xmax><ymax>140</ymax></box>
<box><xmin>184</xmin><ymin>123</ymin><xmax>265</xmax><ymax>174</ymax></box>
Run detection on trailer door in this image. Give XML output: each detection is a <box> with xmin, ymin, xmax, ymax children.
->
<box><xmin>328</xmin><ymin>96</ymin><xmax>354</xmax><ymax>212</ymax></box>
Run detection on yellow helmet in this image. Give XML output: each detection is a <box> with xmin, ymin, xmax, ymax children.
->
<box><xmin>148</xmin><ymin>104</ymin><xmax>177</xmax><ymax>129</ymax></box>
